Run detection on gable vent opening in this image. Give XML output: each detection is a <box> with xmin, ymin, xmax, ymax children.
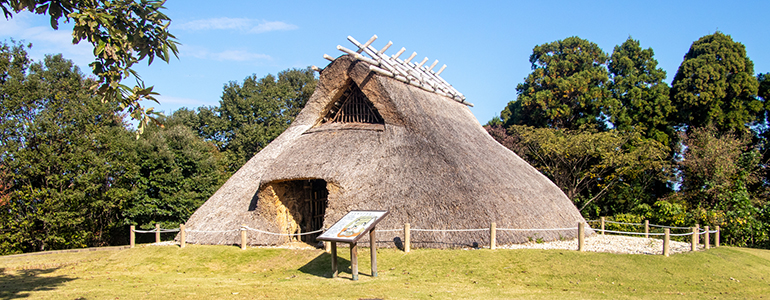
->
<box><xmin>323</xmin><ymin>82</ymin><xmax>384</xmax><ymax>124</ymax></box>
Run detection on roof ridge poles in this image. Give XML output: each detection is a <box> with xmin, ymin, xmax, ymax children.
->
<box><xmin>325</xmin><ymin>34</ymin><xmax>474</xmax><ymax>107</ymax></box>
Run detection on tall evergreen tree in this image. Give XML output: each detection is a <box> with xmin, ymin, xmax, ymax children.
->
<box><xmin>609</xmin><ymin>37</ymin><xmax>673</xmax><ymax>145</ymax></box>
<box><xmin>670</xmin><ymin>32</ymin><xmax>761</xmax><ymax>134</ymax></box>
<box><xmin>501</xmin><ymin>36</ymin><xmax>614</xmax><ymax>131</ymax></box>
<box><xmin>121</xmin><ymin>122</ymin><xmax>226</xmax><ymax>232</ymax></box>
<box><xmin>212</xmin><ymin>68</ymin><xmax>316</xmax><ymax>172</ymax></box>
<box><xmin>0</xmin><ymin>43</ymin><xmax>136</xmax><ymax>253</ymax></box>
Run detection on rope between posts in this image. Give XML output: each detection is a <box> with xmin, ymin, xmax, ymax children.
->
<box><xmin>604</xmin><ymin>220</ymin><xmax>644</xmax><ymax>226</ymax></box>
<box><xmin>133</xmin><ymin>228</ymin><xmax>180</xmax><ymax>233</ymax></box>
<box><xmin>648</xmin><ymin>224</ymin><xmax>692</xmax><ymax>230</ymax></box>
<box><xmin>186</xmin><ymin>229</ymin><xmax>239</xmax><ymax>233</ymax></box>
<box><xmin>411</xmin><ymin>228</ymin><xmax>489</xmax><ymax>232</ymax></box>
<box><xmin>670</xmin><ymin>232</ymin><xmax>696</xmax><ymax>237</ymax></box>
<box><xmin>243</xmin><ymin>226</ymin><xmax>325</xmax><ymax>236</ymax></box>
<box><xmin>497</xmin><ymin>227</ymin><xmax>578</xmax><ymax>231</ymax></box>
<box><xmin>597</xmin><ymin>229</ymin><xmax>666</xmax><ymax>236</ymax></box>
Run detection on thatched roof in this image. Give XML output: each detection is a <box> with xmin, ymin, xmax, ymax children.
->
<box><xmin>181</xmin><ymin>54</ymin><xmax>592</xmax><ymax>248</ymax></box>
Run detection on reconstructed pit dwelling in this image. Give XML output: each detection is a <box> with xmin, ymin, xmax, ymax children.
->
<box><xmin>181</xmin><ymin>36</ymin><xmax>591</xmax><ymax>248</ymax></box>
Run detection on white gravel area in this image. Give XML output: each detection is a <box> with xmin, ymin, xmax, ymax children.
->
<box><xmin>499</xmin><ymin>234</ymin><xmax>704</xmax><ymax>255</ymax></box>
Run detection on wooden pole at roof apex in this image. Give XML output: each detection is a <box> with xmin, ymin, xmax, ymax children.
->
<box><xmin>428</xmin><ymin>60</ymin><xmax>439</xmax><ymax>71</ymax></box>
<box><xmin>404</xmin><ymin>52</ymin><xmax>417</xmax><ymax>64</ymax></box>
<box><xmin>379</xmin><ymin>41</ymin><xmax>393</xmax><ymax>54</ymax></box>
<box><xmin>392</xmin><ymin>47</ymin><xmax>406</xmax><ymax>59</ymax></box>
<box><xmin>417</xmin><ymin>57</ymin><xmax>429</xmax><ymax>69</ymax></box>
<box><xmin>347</xmin><ymin>35</ymin><xmax>377</xmax><ymax>54</ymax></box>
<box><xmin>436</xmin><ymin>64</ymin><xmax>447</xmax><ymax>76</ymax></box>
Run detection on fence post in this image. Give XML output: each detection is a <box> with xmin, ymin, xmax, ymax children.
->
<box><xmin>130</xmin><ymin>225</ymin><xmax>135</xmax><ymax>248</ymax></box>
<box><xmin>600</xmin><ymin>217</ymin><xmax>605</xmax><ymax>235</ymax></box>
<box><xmin>180</xmin><ymin>224</ymin><xmax>186</xmax><ymax>248</ymax></box>
<box><xmin>704</xmin><ymin>225</ymin><xmax>710</xmax><ymax>250</ymax></box>
<box><xmin>715</xmin><ymin>226</ymin><xmax>720</xmax><ymax>247</ymax></box>
<box><xmin>490</xmin><ymin>222</ymin><xmax>496</xmax><ymax>250</ymax></box>
<box><xmin>696</xmin><ymin>224</ymin><xmax>701</xmax><ymax>245</ymax></box>
<box><xmin>404</xmin><ymin>223</ymin><xmax>411</xmax><ymax>253</ymax></box>
<box><xmin>155</xmin><ymin>223</ymin><xmax>160</xmax><ymax>243</ymax></box>
<box><xmin>240</xmin><ymin>225</ymin><xmax>247</xmax><ymax>250</ymax></box>
<box><xmin>578</xmin><ymin>222</ymin><xmax>585</xmax><ymax>252</ymax></box>
<box><xmin>663</xmin><ymin>228</ymin><xmax>670</xmax><ymax>257</ymax></box>
<box><xmin>691</xmin><ymin>226</ymin><xmax>697</xmax><ymax>251</ymax></box>
<box><xmin>644</xmin><ymin>220</ymin><xmax>649</xmax><ymax>238</ymax></box>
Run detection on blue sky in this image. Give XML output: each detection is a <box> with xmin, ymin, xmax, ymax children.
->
<box><xmin>1</xmin><ymin>0</ymin><xmax>768</xmax><ymax>124</ymax></box>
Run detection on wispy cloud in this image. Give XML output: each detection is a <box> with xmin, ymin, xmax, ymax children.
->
<box><xmin>0</xmin><ymin>15</ymin><xmax>93</xmax><ymax>67</ymax></box>
<box><xmin>177</xmin><ymin>18</ymin><xmax>298</xmax><ymax>33</ymax></box>
<box><xmin>179</xmin><ymin>45</ymin><xmax>272</xmax><ymax>62</ymax></box>
<box><xmin>211</xmin><ymin>50</ymin><xmax>271</xmax><ymax>61</ymax></box>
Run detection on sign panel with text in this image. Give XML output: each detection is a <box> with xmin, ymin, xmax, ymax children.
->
<box><xmin>317</xmin><ymin>210</ymin><xmax>389</xmax><ymax>243</ymax></box>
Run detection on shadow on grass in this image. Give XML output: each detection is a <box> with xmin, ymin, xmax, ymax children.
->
<box><xmin>0</xmin><ymin>267</ymin><xmax>74</xmax><ymax>299</ymax></box>
<box><xmin>299</xmin><ymin>252</ymin><xmax>361</xmax><ymax>279</ymax></box>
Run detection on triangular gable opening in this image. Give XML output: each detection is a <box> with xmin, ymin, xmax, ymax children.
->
<box><xmin>322</xmin><ymin>82</ymin><xmax>384</xmax><ymax>125</ymax></box>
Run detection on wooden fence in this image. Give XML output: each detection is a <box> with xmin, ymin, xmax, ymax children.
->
<box><xmin>130</xmin><ymin>220</ymin><xmax>720</xmax><ymax>257</ymax></box>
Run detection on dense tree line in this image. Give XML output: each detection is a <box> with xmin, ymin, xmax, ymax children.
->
<box><xmin>0</xmin><ymin>42</ymin><xmax>315</xmax><ymax>254</ymax></box>
<box><xmin>488</xmin><ymin>32</ymin><xmax>770</xmax><ymax>248</ymax></box>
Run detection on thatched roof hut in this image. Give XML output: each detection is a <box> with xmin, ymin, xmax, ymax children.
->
<box><xmin>182</xmin><ymin>51</ymin><xmax>591</xmax><ymax>248</ymax></box>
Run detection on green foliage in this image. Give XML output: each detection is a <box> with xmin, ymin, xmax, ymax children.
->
<box><xmin>680</xmin><ymin>125</ymin><xmax>759</xmax><ymax>207</ymax></box>
<box><xmin>497</xmin><ymin>125</ymin><xmax>669</xmax><ymax>213</ymax></box>
<box><xmin>759</xmin><ymin>73</ymin><xmax>770</xmax><ymax>103</ymax></box>
<box><xmin>609</xmin><ymin>37</ymin><xmax>673</xmax><ymax>146</ymax></box>
<box><xmin>121</xmin><ymin>122</ymin><xmax>226</xmax><ymax>231</ymax></box>
<box><xmin>0</xmin><ymin>43</ymin><xmax>225</xmax><ymax>254</ymax></box>
<box><xmin>196</xmin><ymin>68</ymin><xmax>317</xmax><ymax>172</ymax></box>
<box><xmin>1</xmin><ymin>0</ymin><xmax>180</xmax><ymax>134</ymax></box>
<box><xmin>0</xmin><ymin>43</ymin><xmax>136</xmax><ymax>253</ymax></box>
<box><xmin>502</xmin><ymin>36</ymin><xmax>614</xmax><ymax>131</ymax></box>
<box><xmin>670</xmin><ymin>32</ymin><xmax>761</xmax><ymax>134</ymax></box>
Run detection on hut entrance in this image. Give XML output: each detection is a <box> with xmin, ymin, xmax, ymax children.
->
<box><xmin>305</xmin><ymin>179</ymin><xmax>328</xmax><ymax>243</ymax></box>
<box><xmin>262</xmin><ymin>179</ymin><xmax>328</xmax><ymax>245</ymax></box>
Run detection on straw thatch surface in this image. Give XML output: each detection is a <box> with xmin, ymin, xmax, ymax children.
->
<box><xmin>181</xmin><ymin>55</ymin><xmax>592</xmax><ymax>248</ymax></box>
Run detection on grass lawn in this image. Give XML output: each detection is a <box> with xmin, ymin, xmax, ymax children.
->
<box><xmin>1</xmin><ymin>244</ymin><xmax>770</xmax><ymax>299</ymax></box>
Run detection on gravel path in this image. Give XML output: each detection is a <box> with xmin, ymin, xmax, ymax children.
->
<box><xmin>499</xmin><ymin>234</ymin><xmax>703</xmax><ymax>255</ymax></box>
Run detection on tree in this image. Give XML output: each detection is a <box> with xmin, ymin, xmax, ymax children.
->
<box><xmin>209</xmin><ymin>68</ymin><xmax>316</xmax><ymax>172</ymax></box>
<box><xmin>609</xmin><ymin>37</ymin><xmax>674</xmax><ymax>145</ymax></box>
<box><xmin>488</xmin><ymin>125</ymin><xmax>669</xmax><ymax>214</ymax></box>
<box><xmin>680</xmin><ymin>125</ymin><xmax>759</xmax><ymax>207</ymax></box>
<box><xmin>760</xmin><ymin>73</ymin><xmax>770</xmax><ymax>103</ymax></box>
<box><xmin>121</xmin><ymin>121</ymin><xmax>226</xmax><ymax>232</ymax></box>
<box><xmin>1</xmin><ymin>0</ymin><xmax>180</xmax><ymax>133</ymax></box>
<box><xmin>501</xmin><ymin>36</ymin><xmax>614</xmax><ymax>131</ymax></box>
<box><xmin>670</xmin><ymin>32</ymin><xmax>761</xmax><ymax>134</ymax></box>
<box><xmin>0</xmin><ymin>43</ymin><xmax>137</xmax><ymax>253</ymax></box>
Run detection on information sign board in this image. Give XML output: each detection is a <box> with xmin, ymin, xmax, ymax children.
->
<box><xmin>317</xmin><ymin>210</ymin><xmax>389</xmax><ymax>243</ymax></box>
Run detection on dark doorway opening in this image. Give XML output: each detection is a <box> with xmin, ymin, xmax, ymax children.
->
<box><xmin>304</xmin><ymin>179</ymin><xmax>328</xmax><ymax>244</ymax></box>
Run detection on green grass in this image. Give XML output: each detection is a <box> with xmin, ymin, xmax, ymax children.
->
<box><xmin>2</xmin><ymin>245</ymin><xmax>770</xmax><ymax>299</ymax></box>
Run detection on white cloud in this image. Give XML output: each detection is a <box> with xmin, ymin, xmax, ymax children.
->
<box><xmin>211</xmin><ymin>50</ymin><xmax>271</xmax><ymax>61</ymax></box>
<box><xmin>177</xmin><ymin>17</ymin><xmax>297</xmax><ymax>33</ymax></box>
<box><xmin>178</xmin><ymin>44</ymin><xmax>272</xmax><ymax>62</ymax></box>
<box><xmin>0</xmin><ymin>14</ymin><xmax>93</xmax><ymax>68</ymax></box>
<box><xmin>249</xmin><ymin>21</ymin><xmax>298</xmax><ymax>33</ymax></box>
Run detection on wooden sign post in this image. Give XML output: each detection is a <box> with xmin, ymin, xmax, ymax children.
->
<box><xmin>317</xmin><ymin>210</ymin><xmax>389</xmax><ymax>281</ymax></box>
